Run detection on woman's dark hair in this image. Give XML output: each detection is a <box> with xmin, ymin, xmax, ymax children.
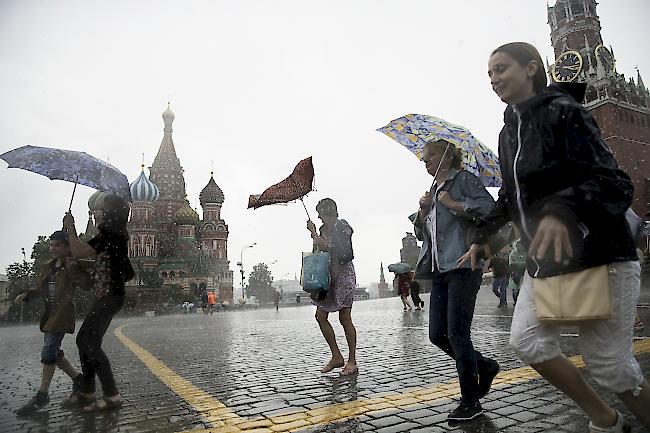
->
<box><xmin>97</xmin><ymin>193</ymin><xmax>130</xmax><ymax>238</ymax></box>
<box><xmin>50</xmin><ymin>230</ymin><xmax>69</xmax><ymax>246</ymax></box>
<box><xmin>316</xmin><ymin>198</ymin><xmax>338</xmax><ymax>218</ymax></box>
<box><xmin>492</xmin><ymin>42</ymin><xmax>547</xmax><ymax>93</ymax></box>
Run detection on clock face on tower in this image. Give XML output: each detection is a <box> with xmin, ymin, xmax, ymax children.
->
<box><xmin>595</xmin><ymin>45</ymin><xmax>614</xmax><ymax>72</ymax></box>
<box><xmin>552</xmin><ymin>50</ymin><xmax>583</xmax><ymax>83</ymax></box>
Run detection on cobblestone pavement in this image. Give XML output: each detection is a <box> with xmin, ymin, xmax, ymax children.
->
<box><xmin>1</xmin><ymin>283</ymin><xmax>649</xmax><ymax>433</ymax></box>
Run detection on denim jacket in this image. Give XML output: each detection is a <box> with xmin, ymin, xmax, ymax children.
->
<box><xmin>414</xmin><ymin>169</ymin><xmax>495</xmax><ymax>275</ymax></box>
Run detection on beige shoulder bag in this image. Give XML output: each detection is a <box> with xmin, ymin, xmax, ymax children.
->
<box><xmin>533</xmin><ymin>265</ymin><xmax>611</xmax><ymax>325</ymax></box>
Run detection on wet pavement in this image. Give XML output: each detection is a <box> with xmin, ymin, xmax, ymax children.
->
<box><xmin>1</xmin><ymin>282</ymin><xmax>649</xmax><ymax>433</ymax></box>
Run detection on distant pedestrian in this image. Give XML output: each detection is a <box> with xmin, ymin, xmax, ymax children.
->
<box><xmin>409</xmin><ymin>279</ymin><xmax>424</xmax><ymax>310</ymax></box>
<box><xmin>462</xmin><ymin>41</ymin><xmax>650</xmax><ymax>431</ymax></box>
<box><xmin>489</xmin><ymin>251</ymin><xmax>510</xmax><ymax>307</ymax></box>
<box><xmin>296</xmin><ymin>294</ymin><xmax>301</xmax><ymax>306</ymax></box>
<box><xmin>207</xmin><ymin>291</ymin><xmax>216</xmax><ymax>315</ymax></box>
<box><xmin>273</xmin><ymin>290</ymin><xmax>281</xmax><ymax>311</ymax></box>
<box><xmin>13</xmin><ymin>230</ymin><xmax>90</xmax><ymax>416</ymax></box>
<box><xmin>397</xmin><ymin>272</ymin><xmax>414</xmax><ymax>311</ymax></box>
<box><xmin>63</xmin><ymin>193</ymin><xmax>134</xmax><ymax>412</ymax></box>
<box><xmin>413</xmin><ymin>137</ymin><xmax>500</xmax><ymax>421</ymax></box>
<box><xmin>508</xmin><ymin>237</ymin><xmax>526</xmax><ymax>303</ymax></box>
<box><xmin>306</xmin><ymin>198</ymin><xmax>358</xmax><ymax>376</ymax></box>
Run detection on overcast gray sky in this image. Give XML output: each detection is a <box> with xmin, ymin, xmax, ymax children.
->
<box><xmin>1</xmin><ymin>0</ymin><xmax>648</xmax><ymax>287</ymax></box>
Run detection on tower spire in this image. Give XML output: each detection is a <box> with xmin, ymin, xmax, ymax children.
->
<box><xmin>380</xmin><ymin>262</ymin><xmax>386</xmax><ymax>284</ymax></box>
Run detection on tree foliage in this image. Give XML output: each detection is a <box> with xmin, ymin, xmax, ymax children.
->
<box><xmin>247</xmin><ymin>263</ymin><xmax>275</xmax><ymax>303</ymax></box>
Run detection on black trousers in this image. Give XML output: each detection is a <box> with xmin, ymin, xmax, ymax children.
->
<box><xmin>76</xmin><ymin>293</ymin><xmax>124</xmax><ymax>396</ymax></box>
<box><xmin>428</xmin><ymin>268</ymin><xmax>490</xmax><ymax>404</ymax></box>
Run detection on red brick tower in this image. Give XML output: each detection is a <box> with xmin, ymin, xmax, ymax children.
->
<box><xmin>548</xmin><ymin>0</ymin><xmax>650</xmax><ymax>216</ymax></box>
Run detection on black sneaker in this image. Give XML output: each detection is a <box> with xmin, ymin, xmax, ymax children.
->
<box><xmin>447</xmin><ymin>401</ymin><xmax>483</xmax><ymax>421</ymax></box>
<box><xmin>16</xmin><ymin>391</ymin><xmax>49</xmax><ymax>416</ymax></box>
<box><xmin>478</xmin><ymin>359</ymin><xmax>500</xmax><ymax>398</ymax></box>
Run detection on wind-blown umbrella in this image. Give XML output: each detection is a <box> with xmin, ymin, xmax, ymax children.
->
<box><xmin>377</xmin><ymin>114</ymin><xmax>502</xmax><ymax>187</ymax></box>
<box><xmin>248</xmin><ymin>156</ymin><xmax>314</xmax><ymax>218</ymax></box>
<box><xmin>388</xmin><ymin>262</ymin><xmax>413</xmax><ymax>274</ymax></box>
<box><xmin>0</xmin><ymin>145</ymin><xmax>131</xmax><ymax>209</ymax></box>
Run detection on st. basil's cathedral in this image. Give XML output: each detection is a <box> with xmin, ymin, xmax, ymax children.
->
<box><xmin>86</xmin><ymin>104</ymin><xmax>234</xmax><ymax>303</ymax></box>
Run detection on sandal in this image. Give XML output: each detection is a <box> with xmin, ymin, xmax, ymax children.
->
<box><xmin>340</xmin><ymin>363</ymin><xmax>359</xmax><ymax>376</ymax></box>
<box><xmin>82</xmin><ymin>396</ymin><xmax>122</xmax><ymax>412</ymax></box>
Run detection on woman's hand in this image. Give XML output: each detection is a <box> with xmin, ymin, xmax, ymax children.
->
<box><xmin>63</xmin><ymin>212</ymin><xmax>76</xmax><ymax>232</ymax></box>
<box><xmin>458</xmin><ymin>243</ymin><xmax>489</xmax><ymax>270</ymax></box>
<box><xmin>529</xmin><ymin>215</ymin><xmax>573</xmax><ymax>263</ymax></box>
<box><xmin>306</xmin><ymin>219</ymin><xmax>317</xmax><ymax>236</ymax></box>
<box><xmin>419</xmin><ymin>192</ymin><xmax>433</xmax><ymax>210</ymax></box>
<box><xmin>437</xmin><ymin>191</ymin><xmax>464</xmax><ymax>212</ymax></box>
<box><xmin>14</xmin><ymin>293</ymin><xmax>27</xmax><ymax>305</ymax></box>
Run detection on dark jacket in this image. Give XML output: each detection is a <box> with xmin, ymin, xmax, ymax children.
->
<box><xmin>319</xmin><ymin>219</ymin><xmax>354</xmax><ymax>265</ymax></box>
<box><xmin>24</xmin><ymin>258</ymin><xmax>90</xmax><ymax>334</ymax></box>
<box><xmin>473</xmin><ymin>85</ymin><xmax>637</xmax><ymax>277</ymax></box>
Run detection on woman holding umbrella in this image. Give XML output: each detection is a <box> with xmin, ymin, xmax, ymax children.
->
<box><xmin>63</xmin><ymin>192</ymin><xmax>133</xmax><ymax>411</ymax></box>
<box><xmin>461</xmin><ymin>41</ymin><xmax>649</xmax><ymax>432</ymax></box>
<box><xmin>413</xmin><ymin>138</ymin><xmax>500</xmax><ymax>421</ymax></box>
<box><xmin>306</xmin><ymin>198</ymin><xmax>358</xmax><ymax>376</ymax></box>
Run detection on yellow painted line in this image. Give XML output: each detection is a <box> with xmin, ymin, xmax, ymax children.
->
<box><xmin>114</xmin><ymin>324</ymin><xmax>650</xmax><ymax>433</ymax></box>
<box><xmin>114</xmin><ymin>325</ymin><xmax>246</xmax><ymax>430</ymax></box>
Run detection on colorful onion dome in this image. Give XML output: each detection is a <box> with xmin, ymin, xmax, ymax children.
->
<box><xmin>199</xmin><ymin>173</ymin><xmax>225</xmax><ymax>206</ymax></box>
<box><xmin>174</xmin><ymin>201</ymin><xmax>199</xmax><ymax>225</ymax></box>
<box><xmin>129</xmin><ymin>166</ymin><xmax>160</xmax><ymax>202</ymax></box>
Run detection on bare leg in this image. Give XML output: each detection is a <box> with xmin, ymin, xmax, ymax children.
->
<box><xmin>56</xmin><ymin>357</ymin><xmax>80</xmax><ymax>379</ymax></box>
<box><xmin>315</xmin><ymin>308</ymin><xmax>344</xmax><ymax>373</ymax></box>
<box><xmin>617</xmin><ymin>379</ymin><xmax>650</xmax><ymax>429</ymax></box>
<box><xmin>339</xmin><ymin>308</ymin><xmax>357</xmax><ymax>375</ymax></box>
<box><xmin>39</xmin><ymin>364</ymin><xmax>57</xmax><ymax>393</ymax></box>
<box><xmin>531</xmin><ymin>355</ymin><xmax>617</xmax><ymax>427</ymax></box>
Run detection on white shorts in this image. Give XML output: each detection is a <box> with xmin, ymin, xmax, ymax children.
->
<box><xmin>509</xmin><ymin>261</ymin><xmax>644</xmax><ymax>394</ymax></box>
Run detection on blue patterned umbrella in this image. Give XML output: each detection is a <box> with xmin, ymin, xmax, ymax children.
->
<box><xmin>0</xmin><ymin>145</ymin><xmax>131</xmax><ymax>207</ymax></box>
<box><xmin>377</xmin><ymin>114</ymin><xmax>502</xmax><ymax>187</ymax></box>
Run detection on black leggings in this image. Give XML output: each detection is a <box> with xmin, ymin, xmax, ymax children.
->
<box><xmin>76</xmin><ymin>293</ymin><xmax>124</xmax><ymax>396</ymax></box>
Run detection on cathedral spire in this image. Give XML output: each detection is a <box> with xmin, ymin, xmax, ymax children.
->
<box><xmin>152</xmin><ymin>103</ymin><xmax>182</xmax><ymax>171</ymax></box>
<box><xmin>380</xmin><ymin>262</ymin><xmax>386</xmax><ymax>284</ymax></box>
<box><xmin>637</xmin><ymin>68</ymin><xmax>646</xmax><ymax>93</ymax></box>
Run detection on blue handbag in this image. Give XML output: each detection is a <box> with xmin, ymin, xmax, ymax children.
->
<box><xmin>300</xmin><ymin>252</ymin><xmax>331</xmax><ymax>293</ymax></box>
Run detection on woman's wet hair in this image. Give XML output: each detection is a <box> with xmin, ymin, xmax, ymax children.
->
<box><xmin>424</xmin><ymin>139</ymin><xmax>461</xmax><ymax>169</ymax></box>
<box><xmin>316</xmin><ymin>198</ymin><xmax>338</xmax><ymax>218</ymax></box>
<box><xmin>492</xmin><ymin>42</ymin><xmax>547</xmax><ymax>93</ymax></box>
<box><xmin>50</xmin><ymin>230</ymin><xmax>70</xmax><ymax>246</ymax></box>
<box><xmin>97</xmin><ymin>193</ymin><xmax>130</xmax><ymax>237</ymax></box>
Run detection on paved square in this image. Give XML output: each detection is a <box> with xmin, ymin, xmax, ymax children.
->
<box><xmin>1</xmin><ymin>284</ymin><xmax>648</xmax><ymax>433</ymax></box>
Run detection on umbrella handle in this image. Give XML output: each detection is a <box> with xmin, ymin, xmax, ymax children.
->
<box><xmin>68</xmin><ymin>174</ymin><xmax>79</xmax><ymax>212</ymax></box>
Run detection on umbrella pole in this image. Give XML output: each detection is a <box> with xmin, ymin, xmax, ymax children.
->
<box><xmin>299</xmin><ymin>198</ymin><xmax>312</xmax><ymax>221</ymax></box>
<box><xmin>68</xmin><ymin>175</ymin><xmax>79</xmax><ymax>212</ymax></box>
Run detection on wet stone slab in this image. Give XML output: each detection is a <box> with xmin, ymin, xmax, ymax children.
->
<box><xmin>0</xmin><ymin>282</ymin><xmax>649</xmax><ymax>433</ymax></box>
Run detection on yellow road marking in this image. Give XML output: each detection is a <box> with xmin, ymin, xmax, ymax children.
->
<box><xmin>114</xmin><ymin>324</ymin><xmax>650</xmax><ymax>433</ymax></box>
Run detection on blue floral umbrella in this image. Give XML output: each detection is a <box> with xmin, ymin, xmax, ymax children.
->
<box><xmin>377</xmin><ymin>114</ymin><xmax>502</xmax><ymax>187</ymax></box>
<box><xmin>0</xmin><ymin>145</ymin><xmax>131</xmax><ymax>209</ymax></box>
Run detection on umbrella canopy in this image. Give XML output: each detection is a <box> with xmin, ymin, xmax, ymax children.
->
<box><xmin>377</xmin><ymin>114</ymin><xmax>502</xmax><ymax>187</ymax></box>
<box><xmin>248</xmin><ymin>156</ymin><xmax>314</xmax><ymax>210</ymax></box>
<box><xmin>0</xmin><ymin>145</ymin><xmax>131</xmax><ymax>201</ymax></box>
<box><xmin>387</xmin><ymin>262</ymin><xmax>413</xmax><ymax>274</ymax></box>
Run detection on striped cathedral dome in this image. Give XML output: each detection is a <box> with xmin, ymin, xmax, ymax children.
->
<box><xmin>129</xmin><ymin>167</ymin><xmax>160</xmax><ymax>202</ymax></box>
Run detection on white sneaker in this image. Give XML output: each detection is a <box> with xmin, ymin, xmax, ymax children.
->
<box><xmin>589</xmin><ymin>411</ymin><xmax>631</xmax><ymax>433</ymax></box>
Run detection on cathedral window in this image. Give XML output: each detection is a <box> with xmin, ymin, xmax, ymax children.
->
<box><xmin>556</xmin><ymin>5</ymin><xmax>567</xmax><ymax>21</ymax></box>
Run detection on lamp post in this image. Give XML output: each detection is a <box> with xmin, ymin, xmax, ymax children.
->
<box><xmin>238</xmin><ymin>243</ymin><xmax>256</xmax><ymax>302</ymax></box>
